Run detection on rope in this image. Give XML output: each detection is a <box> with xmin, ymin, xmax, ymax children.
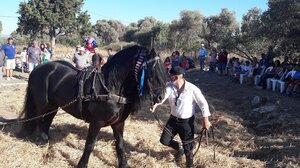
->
<box><xmin>152</xmin><ymin>112</ymin><xmax>215</xmax><ymax>158</ymax></box>
<box><xmin>0</xmin><ymin>98</ymin><xmax>79</xmax><ymax>125</ymax></box>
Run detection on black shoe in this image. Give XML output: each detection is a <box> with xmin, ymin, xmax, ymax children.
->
<box><xmin>175</xmin><ymin>147</ymin><xmax>184</xmax><ymax>162</ymax></box>
<box><xmin>186</xmin><ymin>154</ymin><xmax>194</xmax><ymax>168</ymax></box>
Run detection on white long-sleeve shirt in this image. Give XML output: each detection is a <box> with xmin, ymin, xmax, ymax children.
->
<box><xmin>161</xmin><ymin>81</ymin><xmax>211</xmax><ymax>119</ymax></box>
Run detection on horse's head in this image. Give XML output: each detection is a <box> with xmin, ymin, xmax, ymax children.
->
<box><xmin>135</xmin><ymin>47</ymin><xmax>167</xmax><ymax>105</ymax></box>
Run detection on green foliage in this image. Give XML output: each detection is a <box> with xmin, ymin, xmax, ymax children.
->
<box><xmin>93</xmin><ymin>19</ymin><xmax>125</xmax><ymax>45</ymax></box>
<box><xmin>261</xmin><ymin>0</ymin><xmax>300</xmax><ymax>59</ymax></box>
<box><xmin>10</xmin><ymin>30</ymin><xmax>31</xmax><ymax>46</ymax></box>
<box><xmin>228</xmin><ymin>7</ymin><xmax>269</xmax><ymax>60</ymax></box>
<box><xmin>204</xmin><ymin>8</ymin><xmax>239</xmax><ymax>49</ymax></box>
<box><xmin>12</xmin><ymin>2</ymin><xmax>300</xmax><ymax>61</ymax></box>
<box><xmin>152</xmin><ymin>22</ymin><xmax>170</xmax><ymax>50</ymax></box>
<box><xmin>17</xmin><ymin>0</ymin><xmax>89</xmax><ymax>49</ymax></box>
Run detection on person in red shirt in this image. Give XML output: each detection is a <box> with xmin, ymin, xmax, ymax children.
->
<box><xmin>217</xmin><ymin>48</ymin><xmax>228</xmax><ymax>75</ymax></box>
<box><xmin>164</xmin><ymin>57</ymin><xmax>172</xmax><ymax>73</ymax></box>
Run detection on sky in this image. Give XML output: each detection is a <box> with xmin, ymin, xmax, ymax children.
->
<box><xmin>0</xmin><ymin>0</ymin><xmax>268</xmax><ymax>36</ymax></box>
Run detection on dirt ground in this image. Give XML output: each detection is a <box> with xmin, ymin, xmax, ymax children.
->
<box><xmin>0</xmin><ymin>66</ymin><xmax>299</xmax><ymax>168</ymax></box>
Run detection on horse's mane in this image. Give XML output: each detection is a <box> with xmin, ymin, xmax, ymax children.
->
<box><xmin>101</xmin><ymin>45</ymin><xmax>147</xmax><ymax>112</ymax></box>
<box><xmin>102</xmin><ymin>45</ymin><xmax>141</xmax><ymax>89</ymax></box>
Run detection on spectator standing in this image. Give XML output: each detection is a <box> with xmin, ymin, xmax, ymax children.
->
<box><xmin>73</xmin><ymin>47</ymin><xmax>89</xmax><ymax>70</ymax></box>
<box><xmin>45</xmin><ymin>43</ymin><xmax>53</xmax><ymax>59</ymax></box>
<box><xmin>40</xmin><ymin>43</ymin><xmax>51</xmax><ymax>63</ymax></box>
<box><xmin>27</xmin><ymin>41</ymin><xmax>42</xmax><ymax>74</ymax></box>
<box><xmin>209</xmin><ymin>48</ymin><xmax>217</xmax><ymax>72</ymax></box>
<box><xmin>217</xmin><ymin>48</ymin><xmax>228</xmax><ymax>75</ymax></box>
<box><xmin>20</xmin><ymin>47</ymin><xmax>27</xmax><ymax>73</ymax></box>
<box><xmin>107</xmin><ymin>48</ymin><xmax>114</xmax><ymax>61</ymax></box>
<box><xmin>0</xmin><ymin>48</ymin><xmax>5</xmax><ymax>79</ymax></box>
<box><xmin>198</xmin><ymin>44</ymin><xmax>208</xmax><ymax>70</ymax></box>
<box><xmin>266</xmin><ymin>46</ymin><xmax>275</xmax><ymax>66</ymax></box>
<box><xmin>251</xmin><ymin>57</ymin><xmax>260</xmax><ymax>76</ymax></box>
<box><xmin>1</xmin><ymin>37</ymin><xmax>17</xmax><ymax>80</ymax></box>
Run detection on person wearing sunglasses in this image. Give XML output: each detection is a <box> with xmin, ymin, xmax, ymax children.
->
<box><xmin>151</xmin><ymin>66</ymin><xmax>211</xmax><ymax>168</ymax></box>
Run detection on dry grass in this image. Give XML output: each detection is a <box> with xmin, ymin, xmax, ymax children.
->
<box><xmin>0</xmin><ymin>68</ymin><xmax>299</xmax><ymax>168</ymax></box>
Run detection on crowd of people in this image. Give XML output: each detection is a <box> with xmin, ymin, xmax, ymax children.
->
<box><xmin>0</xmin><ymin>37</ymin><xmax>116</xmax><ymax>80</ymax></box>
<box><xmin>0</xmin><ymin>37</ymin><xmax>54</xmax><ymax>79</ymax></box>
<box><xmin>162</xmin><ymin>44</ymin><xmax>300</xmax><ymax>97</ymax></box>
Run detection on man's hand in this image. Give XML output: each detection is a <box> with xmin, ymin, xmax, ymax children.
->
<box><xmin>150</xmin><ymin>103</ymin><xmax>160</xmax><ymax>113</ymax></box>
<box><xmin>202</xmin><ymin>117</ymin><xmax>212</xmax><ymax>130</ymax></box>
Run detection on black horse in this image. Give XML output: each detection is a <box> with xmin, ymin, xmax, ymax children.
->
<box><xmin>18</xmin><ymin>45</ymin><xmax>167</xmax><ymax>168</ymax></box>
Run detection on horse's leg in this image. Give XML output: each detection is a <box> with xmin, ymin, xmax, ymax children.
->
<box><xmin>33</xmin><ymin>106</ymin><xmax>58</xmax><ymax>142</ymax></box>
<box><xmin>112</xmin><ymin>121</ymin><xmax>127</xmax><ymax>168</ymax></box>
<box><xmin>41</xmin><ymin>108</ymin><xmax>58</xmax><ymax>139</ymax></box>
<box><xmin>77</xmin><ymin>121</ymin><xmax>101</xmax><ymax>168</ymax></box>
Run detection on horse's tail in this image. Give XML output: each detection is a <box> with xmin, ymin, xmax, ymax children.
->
<box><xmin>17</xmin><ymin>86</ymin><xmax>37</xmax><ymax>138</ymax></box>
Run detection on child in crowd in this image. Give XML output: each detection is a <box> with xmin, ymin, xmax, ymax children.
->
<box><xmin>179</xmin><ymin>55</ymin><xmax>189</xmax><ymax>70</ymax></box>
<box><xmin>84</xmin><ymin>37</ymin><xmax>97</xmax><ymax>54</ymax></box>
<box><xmin>40</xmin><ymin>43</ymin><xmax>51</xmax><ymax>63</ymax></box>
<box><xmin>20</xmin><ymin>47</ymin><xmax>27</xmax><ymax>72</ymax></box>
<box><xmin>164</xmin><ymin>57</ymin><xmax>172</xmax><ymax>73</ymax></box>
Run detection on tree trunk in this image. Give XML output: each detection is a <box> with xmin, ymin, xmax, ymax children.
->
<box><xmin>50</xmin><ymin>35</ymin><xmax>56</xmax><ymax>59</ymax></box>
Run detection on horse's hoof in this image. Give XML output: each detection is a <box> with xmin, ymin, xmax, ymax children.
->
<box><xmin>40</xmin><ymin>132</ymin><xmax>49</xmax><ymax>141</ymax></box>
<box><xmin>34</xmin><ymin>132</ymin><xmax>49</xmax><ymax>145</ymax></box>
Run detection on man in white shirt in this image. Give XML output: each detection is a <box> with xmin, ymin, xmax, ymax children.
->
<box><xmin>151</xmin><ymin>66</ymin><xmax>211</xmax><ymax>168</ymax></box>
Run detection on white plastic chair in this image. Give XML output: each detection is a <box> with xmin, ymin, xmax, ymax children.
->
<box><xmin>269</xmin><ymin>69</ymin><xmax>288</xmax><ymax>91</ymax></box>
<box><xmin>254</xmin><ymin>66</ymin><xmax>272</xmax><ymax>86</ymax></box>
<box><xmin>275</xmin><ymin>70</ymin><xmax>296</xmax><ymax>93</ymax></box>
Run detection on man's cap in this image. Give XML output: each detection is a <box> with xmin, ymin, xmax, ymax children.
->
<box><xmin>169</xmin><ymin>66</ymin><xmax>185</xmax><ymax>76</ymax></box>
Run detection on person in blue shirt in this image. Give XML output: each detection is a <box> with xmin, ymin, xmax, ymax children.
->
<box><xmin>1</xmin><ymin>37</ymin><xmax>17</xmax><ymax>80</ymax></box>
<box><xmin>198</xmin><ymin>44</ymin><xmax>208</xmax><ymax>71</ymax></box>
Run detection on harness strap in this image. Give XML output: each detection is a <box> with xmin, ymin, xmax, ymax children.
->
<box><xmin>84</xmin><ymin>94</ymin><xmax>131</xmax><ymax>104</ymax></box>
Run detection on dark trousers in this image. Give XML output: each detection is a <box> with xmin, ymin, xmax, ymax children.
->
<box><xmin>160</xmin><ymin>115</ymin><xmax>195</xmax><ymax>155</ymax></box>
<box><xmin>199</xmin><ymin>57</ymin><xmax>205</xmax><ymax>70</ymax></box>
<box><xmin>259</xmin><ymin>74</ymin><xmax>275</xmax><ymax>89</ymax></box>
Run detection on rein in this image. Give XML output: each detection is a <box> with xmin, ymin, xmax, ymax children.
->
<box><xmin>0</xmin><ymin>97</ymin><xmax>78</xmax><ymax>125</ymax></box>
<box><xmin>152</xmin><ymin>111</ymin><xmax>215</xmax><ymax>159</ymax></box>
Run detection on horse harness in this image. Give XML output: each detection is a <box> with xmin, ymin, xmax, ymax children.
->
<box><xmin>76</xmin><ymin>67</ymin><xmax>131</xmax><ymax>119</ymax></box>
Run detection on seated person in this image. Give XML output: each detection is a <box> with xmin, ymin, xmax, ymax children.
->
<box><xmin>179</xmin><ymin>55</ymin><xmax>189</xmax><ymax>70</ymax></box>
<box><xmin>241</xmin><ymin>61</ymin><xmax>254</xmax><ymax>85</ymax></box>
<box><xmin>258</xmin><ymin>60</ymin><xmax>283</xmax><ymax>89</ymax></box>
<box><xmin>231</xmin><ymin>58</ymin><xmax>241</xmax><ymax>82</ymax></box>
<box><xmin>286</xmin><ymin>64</ymin><xmax>300</xmax><ymax>96</ymax></box>
<box><xmin>164</xmin><ymin>57</ymin><xmax>172</xmax><ymax>73</ymax></box>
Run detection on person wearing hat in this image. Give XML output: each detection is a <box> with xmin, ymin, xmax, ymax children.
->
<box><xmin>198</xmin><ymin>43</ymin><xmax>208</xmax><ymax>71</ymax></box>
<box><xmin>73</xmin><ymin>47</ymin><xmax>89</xmax><ymax>70</ymax></box>
<box><xmin>151</xmin><ymin>66</ymin><xmax>212</xmax><ymax>168</ymax></box>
